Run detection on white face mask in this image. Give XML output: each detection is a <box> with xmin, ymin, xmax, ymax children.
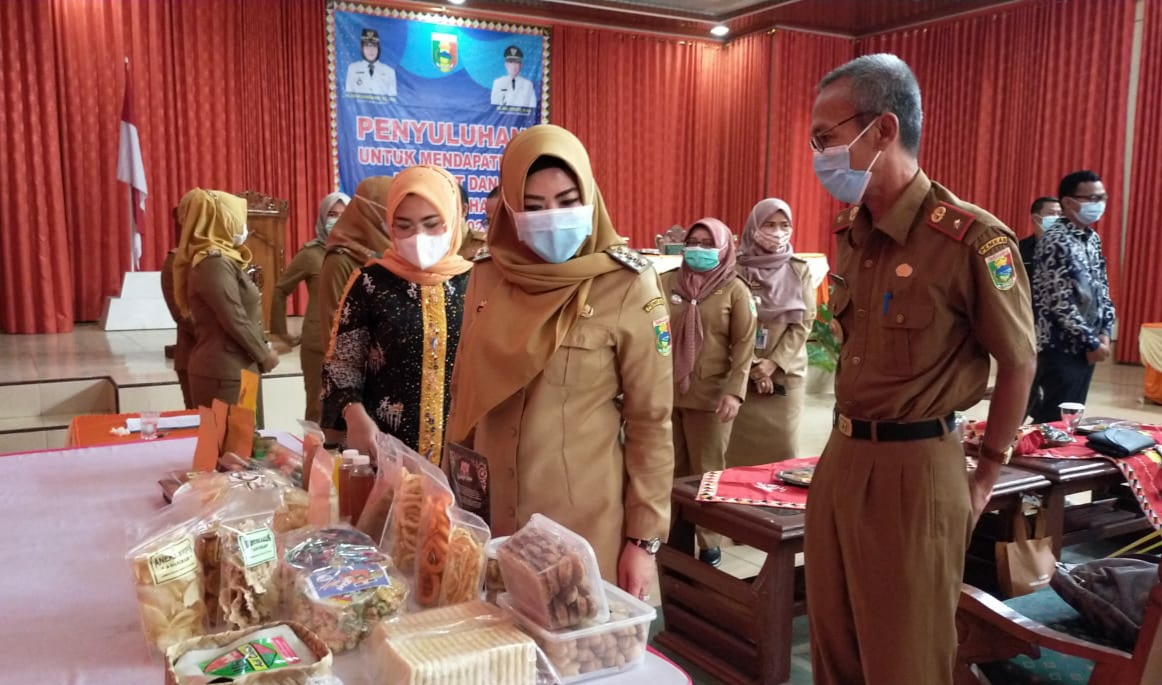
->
<box><xmin>512</xmin><ymin>205</ymin><xmax>594</xmax><ymax>263</ymax></box>
<box><xmin>395</xmin><ymin>230</ymin><xmax>452</xmax><ymax>270</ymax></box>
<box><xmin>233</xmin><ymin>225</ymin><xmax>249</xmax><ymax>246</ymax></box>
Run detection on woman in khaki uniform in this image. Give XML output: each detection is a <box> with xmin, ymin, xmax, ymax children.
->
<box><xmin>726</xmin><ymin>199</ymin><xmax>814</xmax><ymax>465</ymax></box>
<box><xmin>448</xmin><ymin>125</ymin><xmax>674</xmax><ymax>600</ymax></box>
<box><xmin>173</xmin><ymin>189</ymin><xmax>279</xmax><ymax>407</ymax></box>
<box><xmin>661</xmin><ymin>218</ymin><xmax>756</xmax><ymax>566</ymax></box>
<box><xmin>270</xmin><ymin>192</ymin><xmax>349</xmax><ymax>423</ymax></box>
<box><xmin>316</xmin><ymin>176</ymin><xmax>393</xmax><ymax>358</ymax></box>
<box><xmin>161</xmin><ymin>211</ymin><xmax>195</xmax><ymax>409</ymax></box>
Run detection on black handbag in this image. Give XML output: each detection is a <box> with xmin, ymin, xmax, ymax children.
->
<box><xmin>1085</xmin><ymin>428</ymin><xmax>1157</xmax><ymax>457</ymax></box>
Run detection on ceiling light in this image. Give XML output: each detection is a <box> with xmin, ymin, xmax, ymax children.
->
<box><xmin>710</xmin><ymin>25</ymin><xmax>729</xmax><ymax>37</ymax></box>
<box><xmin>448</xmin><ymin>0</ymin><xmax>466</xmax><ymax>4</ymax></box>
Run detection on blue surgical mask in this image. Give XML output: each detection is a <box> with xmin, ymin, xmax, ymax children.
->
<box><xmin>513</xmin><ymin>205</ymin><xmax>594</xmax><ymax>263</ymax></box>
<box><xmin>1038</xmin><ymin>214</ymin><xmax>1060</xmax><ymax>230</ymax></box>
<box><xmin>812</xmin><ymin>119</ymin><xmax>882</xmax><ymax>205</ymax></box>
<box><xmin>1076</xmin><ymin>201</ymin><xmax>1106</xmax><ymax>226</ymax></box>
<box><xmin>683</xmin><ymin>246</ymin><xmax>720</xmax><ymax>272</ymax></box>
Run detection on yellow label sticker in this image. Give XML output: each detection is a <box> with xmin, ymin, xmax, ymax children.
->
<box><xmin>148</xmin><ymin>537</ymin><xmax>198</xmax><ymax>585</ymax></box>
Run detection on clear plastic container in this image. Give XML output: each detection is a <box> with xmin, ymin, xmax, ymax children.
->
<box><xmin>483</xmin><ymin>535</ymin><xmax>509</xmax><ymax>604</ymax></box>
<box><xmin>499</xmin><ymin>581</ymin><xmax>655</xmax><ymax>682</ymax></box>
<box><xmin>496</xmin><ymin>514</ymin><xmax>609</xmax><ymax>630</ymax></box>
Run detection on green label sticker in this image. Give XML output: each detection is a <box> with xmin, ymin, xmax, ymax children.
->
<box><xmin>148</xmin><ymin>538</ymin><xmax>198</xmax><ymax>585</ymax></box>
<box><xmin>238</xmin><ymin>527</ymin><xmax>277</xmax><ymax>567</ymax></box>
<box><xmin>985</xmin><ymin>247</ymin><xmax>1016</xmax><ymax>290</ymax></box>
<box><xmin>653</xmin><ymin>317</ymin><xmax>672</xmax><ymax>357</ymax></box>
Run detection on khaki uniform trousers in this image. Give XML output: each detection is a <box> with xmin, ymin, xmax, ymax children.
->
<box><xmin>301</xmin><ymin>347</ymin><xmax>324</xmax><ymax>425</ymax></box>
<box><xmin>672</xmin><ymin>407</ymin><xmax>733</xmax><ymax>551</ymax></box>
<box><xmin>189</xmin><ymin>375</ymin><xmax>242</xmax><ymax>410</ymax></box>
<box><xmin>804</xmin><ymin>429</ymin><xmax>972</xmax><ymax>685</ymax></box>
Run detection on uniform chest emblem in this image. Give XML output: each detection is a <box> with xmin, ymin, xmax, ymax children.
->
<box><xmin>985</xmin><ymin>247</ymin><xmax>1016</xmax><ymax>290</ymax></box>
<box><xmin>653</xmin><ymin>317</ymin><xmax>672</xmax><ymax>357</ymax></box>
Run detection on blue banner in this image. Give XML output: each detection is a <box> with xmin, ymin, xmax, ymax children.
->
<box><xmin>331</xmin><ymin>6</ymin><xmax>548</xmax><ymax>231</ymax></box>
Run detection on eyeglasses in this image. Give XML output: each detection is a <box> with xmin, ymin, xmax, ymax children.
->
<box><xmin>809</xmin><ymin>112</ymin><xmax>878</xmax><ymax>153</ymax></box>
<box><xmin>1069</xmin><ymin>194</ymin><xmax>1108</xmax><ymax>203</ymax></box>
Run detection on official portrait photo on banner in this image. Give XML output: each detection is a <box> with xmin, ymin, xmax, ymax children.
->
<box><xmin>330</xmin><ymin>4</ymin><xmax>549</xmax><ymax>231</ymax></box>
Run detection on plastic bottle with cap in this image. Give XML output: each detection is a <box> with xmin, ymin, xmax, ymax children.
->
<box><xmin>347</xmin><ymin>454</ymin><xmax>374</xmax><ymax>526</ymax></box>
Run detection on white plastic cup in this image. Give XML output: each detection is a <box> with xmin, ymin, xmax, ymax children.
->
<box><xmin>139</xmin><ymin>411</ymin><xmax>160</xmax><ymax>441</ymax></box>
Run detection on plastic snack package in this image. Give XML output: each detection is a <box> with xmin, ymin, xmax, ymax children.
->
<box><xmin>362</xmin><ymin>601</ymin><xmax>564</xmax><ymax>685</ymax></box>
<box><xmin>299</xmin><ymin>421</ymin><xmax>326</xmax><ymax>490</ymax></box>
<box><xmin>499</xmin><ymin>581</ymin><xmax>656</xmax><ymax>683</ymax></box>
<box><xmin>282</xmin><ymin>526</ymin><xmax>407</xmax><ymax>653</ymax></box>
<box><xmin>355</xmin><ymin>432</ymin><xmax>407</xmax><ymax>544</ymax></box>
<box><xmin>219</xmin><ymin>488</ymin><xmax>285</xmax><ymax>630</ymax></box>
<box><xmin>127</xmin><ymin>498</ymin><xmax>211</xmax><ymax>655</ymax></box>
<box><xmin>496</xmin><ymin>514</ymin><xmax>609</xmax><ymax>631</ymax></box>
<box><xmin>165</xmin><ymin>620</ymin><xmax>342</xmax><ymax>685</ymax></box>
<box><xmin>307</xmin><ymin>448</ymin><xmax>338</xmax><ymax>528</ymax></box>
<box><xmin>413</xmin><ymin>470</ymin><xmax>457</xmax><ymax>609</ymax></box>
<box><xmin>384</xmin><ymin>451</ymin><xmax>450</xmax><ymax>576</ymax></box>
<box><xmin>436</xmin><ymin>510</ymin><xmax>490</xmax><ymax>607</ymax></box>
<box><xmin>483</xmin><ymin>536</ymin><xmax>509</xmax><ymax>604</ymax></box>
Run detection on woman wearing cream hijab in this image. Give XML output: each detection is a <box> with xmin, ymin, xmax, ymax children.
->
<box><xmin>270</xmin><ymin>191</ymin><xmax>350</xmax><ymax>423</ymax></box>
<box><xmin>173</xmin><ymin>189</ymin><xmax>279</xmax><ymax>407</ymax></box>
<box><xmin>726</xmin><ymin>199</ymin><xmax>814</xmax><ymax>466</ymax></box>
<box><xmin>448</xmin><ymin>125</ymin><xmax>674</xmax><ymax>599</ymax></box>
<box><xmin>321</xmin><ymin>166</ymin><xmax>471</xmax><ymax>461</ymax></box>
<box><xmin>661</xmin><ymin>217</ymin><xmax>756</xmax><ymax>567</ymax></box>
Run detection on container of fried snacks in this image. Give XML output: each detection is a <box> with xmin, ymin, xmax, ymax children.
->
<box><xmin>383</xmin><ymin>450</ymin><xmax>449</xmax><ymax>576</ymax></box>
<box><xmin>164</xmin><ymin>620</ymin><xmax>333</xmax><ymax>685</ymax></box>
<box><xmin>126</xmin><ymin>499</ymin><xmax>210</xmax><ymax>655</ymax></box>
<box><xmin>496</xmin><ymin>514</ymin><xmax>609</xmax><ymax>631</ymax></box>
<box><xmin>218</xmin><ymin>488</ymin><xmax>284</xmax><ymax>630</ymax></box>
<box><xmin>500</xmin><ymin>581</ymin><xmax>655</xmax><ymax>682</ymax></box>
<box><xmin>437</xmin><ymin>510</ymin><xmax>489</xmax><ymax>607</ymax></box>
<box><xmin>413</xmin><ymin>472</ymin><xmax>456</xmax><ymax>609</ymax></box>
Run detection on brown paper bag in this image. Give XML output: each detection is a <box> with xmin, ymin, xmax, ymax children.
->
<box><xmin>996</xmin><ymin>506</ymin><xmax>1057</xmax><ymax>598</ymax></box>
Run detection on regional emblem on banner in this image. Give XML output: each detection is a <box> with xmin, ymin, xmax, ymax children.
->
<box><xmin>432</xmin><ymin>33</ymin><xmax>458</xmax><ymax>72</ymax></box>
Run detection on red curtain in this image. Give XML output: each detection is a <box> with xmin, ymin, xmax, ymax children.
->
<box><xmin>766</xmin><ymin>29</ymin><xmax>854</xmax><ymax>257</ymax></box>
<box><xmin>553</xmin><ymin>26</ymin><xmax>770</xmax><ymax>244</ymax></box>
<box><xmin>1120</xmin><ymin>0</ymin><xmax>1162</xmax><ymax>364</ymax></box>
<box><xmin>858</xmin><ymin>0</ymin><xmax>1135</xmax><ymax>308</ymax></box>
<box><xmin>0</xmin><ymin>0</ymin><xmax>330</xmax><ymax>333</ymax></box>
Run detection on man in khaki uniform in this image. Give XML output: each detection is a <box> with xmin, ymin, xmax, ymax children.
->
<box><xmin>803</xmin><ymin>54</ymin><xmax>1036</xmax><ymax>685</ymax></box>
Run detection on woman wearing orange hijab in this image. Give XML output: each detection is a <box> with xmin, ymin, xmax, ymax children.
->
<box><xmin>661</xmin><ymin>218</ymin><xmax>756</xmax><ymax>567</ymax></box>
<box><xmin>321</xmin><ymin>166</ymin><xmax>472</xmax><ymax>461</ymax></box>
<box><xmin>448</xmin><ymin>125</ymin><xmax>674</xmax><ymax>600</ymax></box>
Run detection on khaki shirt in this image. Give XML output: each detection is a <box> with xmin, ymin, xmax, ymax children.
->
<box><xmin>453</xmin><ymin>256</ymin><xmax>675</xmax><ymax>580</ymax></box>
<box><xmin>660</xmin><ymin>272</ymin><xmax>757</xmax><ymax>411</ymax></box>
<box><xmin>744</xmin><ymin>258</ymin><xmax>814</xmax><ymax>386</ymax></box>
<box><xmin>317</xmin><ymin>248</ymin><xmax>365</xmax><ymax>356</ymax></box>
<box><xmin>271</xmin><ymin>243</ymin><xmax>325</xmax><ymax>353</ymax></box>
<box><xmin>830</xmin><ymin>170</ymin><xmax>1036</xmax><ymax>422</ymax></box>
<box><xmin>161</xmin><ymin>250</ymin><xmax>196</xmax><ymax>371</ymax></box>
<box><xmin>457</xmin><ymin>230</ymin><xmax>487</xmax><ymax>261</ymax></box>
<box><xmin>187</xmin><ymin>254</ymin><xmax>268</xmax><ymax>381</ymax></box>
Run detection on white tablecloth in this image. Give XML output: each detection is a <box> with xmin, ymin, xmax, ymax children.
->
<box><xmin>0</xmin><ymin>437</ymin><xmax>689</xmax><ymax>685</ymax></box>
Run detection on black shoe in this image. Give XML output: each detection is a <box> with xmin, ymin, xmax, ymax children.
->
<box><xmin>699</xmin><ymin>547</ymin><xmax>722</xmax><ymax>567</ymax></box>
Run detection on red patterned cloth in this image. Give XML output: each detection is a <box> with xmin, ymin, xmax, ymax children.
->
<box><xmin>696</xmin><ymin>457</ymin><xmax>818</xmax><ymax>510</ymax></box>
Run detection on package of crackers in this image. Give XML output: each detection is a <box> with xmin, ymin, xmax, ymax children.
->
<box><xmin>217</xmin><ymin>489</ymin><xmax>283</xmax><ymax>630</ymax></box>
<box><xmin>415</xmin><ymin>504</ymin><xmax>490</xmax><ymax>609</ymax></box>
<box><xmin>384</xmin><ymin>451</ymin><xmax>449</xmax><ymax>576</ymax></box>
<box><xmin>496</xmin><ymin>514</ymin><xmax>609</xmax><ymax>630</ymax></box>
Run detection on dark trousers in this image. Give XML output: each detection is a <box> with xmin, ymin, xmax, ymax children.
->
<box><xmin>1028</xmin><ymin>349</ymin><xmax>1096</xmax><ymax>424</ymax></box>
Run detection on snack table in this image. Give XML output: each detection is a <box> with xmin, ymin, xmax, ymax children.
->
<box><xmin>0</xmin><ymin>436</ymin><xmax>689</xmax><ymax>685</ymax></box>
<box><xmin>66</xmin><ymin>409</ymin><xmax>201</xmax><ymax>448</ymax></box>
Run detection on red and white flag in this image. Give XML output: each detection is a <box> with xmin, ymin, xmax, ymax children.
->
<box><xmin>117</xmin><ymin>57</ymin><xmax>148</xmax><ymax>270</ymax></box>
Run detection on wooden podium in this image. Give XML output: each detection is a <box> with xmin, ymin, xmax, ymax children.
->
<box><xmin>238</xmin><ymin>190</ymin><xmax>288</xmax><ymax>331</ymax></box>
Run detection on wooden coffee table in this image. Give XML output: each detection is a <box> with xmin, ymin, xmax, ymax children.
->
<box><xmin>656</xmin><ymin>465</ymin><xmax>1052</xmax><ymax>685</ymax></box>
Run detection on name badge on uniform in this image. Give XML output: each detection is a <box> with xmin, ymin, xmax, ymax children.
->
<box><xmin>755</xmin><ymin>327</ymin><xmax>770</xmax><ymax>350</ymax></box>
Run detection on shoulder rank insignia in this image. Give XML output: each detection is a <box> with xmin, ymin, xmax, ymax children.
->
<box><xmin>606</xmin><ymin>244</ymin><xmax>650</xmax><ymax>273</ymax></box>
<box><xmin>833</xmin><ymin>206</ymin><xmax>859</xmax><ymax>233</ymax></box>
<box><xmin>927</xmin><ymin>201</ymin><xmax>975</xmax><ymax>242</ymax></box>
<box><xmin>472</xmin><ymin>246</ymin><xmax>491</xmax><ymax>262</ymax></box>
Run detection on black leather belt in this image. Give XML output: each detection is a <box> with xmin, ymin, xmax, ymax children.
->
<box><xmin>833</xmin><ymin>411</ymin><xmax>956</xmax><ymax>442</ymax></box>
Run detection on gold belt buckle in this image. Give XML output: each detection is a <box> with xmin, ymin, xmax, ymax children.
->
<box><xmin>837</xmin><ymin>414</ymin><xmax>853</xmax><ymax>437</ymax></box>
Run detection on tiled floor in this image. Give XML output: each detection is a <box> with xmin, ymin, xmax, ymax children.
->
<box><xmin>1</xmin><ymin>325</ymin><xmax>1160</xmax><ymax>682</ymax></box>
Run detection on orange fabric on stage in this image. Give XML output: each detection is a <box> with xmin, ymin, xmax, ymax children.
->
<box><xmin>67</xmin><ymin>410</ymin><xmax>200</xmax><ymax>448</ymax></box>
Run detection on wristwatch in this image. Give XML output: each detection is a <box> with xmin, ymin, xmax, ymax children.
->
<box><xmin>628</xmin><ymin>537</ymin><xmax>661</xmax><ymax>555</ymax></box>
<box><xmin>979</xmin><ymin>444</ymin><xmax>1014</xmax><ymax>465</ymax></box>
